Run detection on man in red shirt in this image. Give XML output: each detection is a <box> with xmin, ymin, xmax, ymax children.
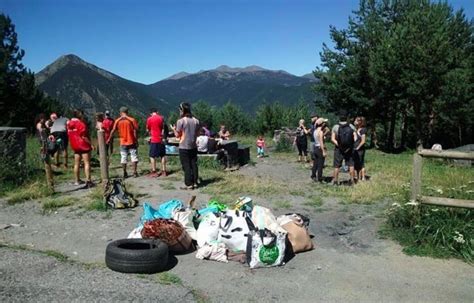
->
<box><xmin>146</xmin><ymin>108</ymin><xmax>167</xmax><ymax>177</ymax></box>
<box><xmin>108</xmin><ymin>107</ymin><xmax>139</xmax><ymax>178</ymax></box>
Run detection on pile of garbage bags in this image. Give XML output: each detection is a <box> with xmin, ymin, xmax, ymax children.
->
<box><xmin>128</xmin><ymin>196</ymin><xmax>314</xmax><ymax>269</ymax></box>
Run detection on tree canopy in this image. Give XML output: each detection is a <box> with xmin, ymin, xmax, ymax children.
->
<box><xmin>315</xmin><ymin>0</ymin><xmax>474</xmax><ymax>149</ymax></box>
<box><xmin>0</xmin><ymin>14</ymin><xmax>60</xmax><ymax>130</ymax></box>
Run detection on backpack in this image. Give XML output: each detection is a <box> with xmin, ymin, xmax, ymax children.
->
<box><xmin>104</xmin><ymin>179</ymin><xmax>138</xmax><ymax>209</ymax></box>
<box><xmin>337</xmin><ymin>123</ymin><xmax>354</xmax><ymax>153</ymax></box>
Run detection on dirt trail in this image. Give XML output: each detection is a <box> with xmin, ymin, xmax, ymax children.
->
<box><xmin>0</xmin><ymin>155</ymin><xmax>473</xmax><ymax>302</ymax></box>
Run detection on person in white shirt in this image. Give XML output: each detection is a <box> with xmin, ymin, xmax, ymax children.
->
<box><xmin>196</xmin><ymin>129</ymin><xmax>209</xmax><ymax>154</ymax></box>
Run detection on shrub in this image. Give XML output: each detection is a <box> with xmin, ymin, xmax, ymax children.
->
<box><xmin>385</xmin><ymin>201</ymin><xmax>473</xmax><ymax>262</ymax></box>
<box><xmin>274</xmin><ymin>137</ymin><xmax>293</xmax><ymax>153</ymax></box>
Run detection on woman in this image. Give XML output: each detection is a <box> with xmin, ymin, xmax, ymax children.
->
<box><xmin>218</xmin><ymin>125</ymin><xmax>231</xmax><ymax>140</ymax></box>
<box><xmin>311</xmin><ymin>118</ymin><xmax>328</xmax><ymax>182</ymax></box>
<box><xmin>354</xmin><ymin>116</ymin><xmax>367</xmax><ymax>181</ymax></box>
<box><xmin>68</xmin><ymin>109</ymin><xmax>93</xmax><ymax>186</ymax></box>
<box><xmin>294</xmin><ymin>119</ymin><xmax>310</xmax><ymax>162</ymax></box>
<box><xmin>36</xmin><ymin>113</ymin><xmax>54</xmax><ymax>189</ymax></box>
<box><xmin>172</xmin><ymin>102</ymin><xmax>200</xmax><ymax>190</ymax></box>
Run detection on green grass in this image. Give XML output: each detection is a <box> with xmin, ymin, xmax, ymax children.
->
<box><xmin>6</xmin><ymin>181</ymin><xmax>54</xmax><ymax>205</ymax></box>
<box><xmin>274</xmin><ymin>200</ymin><xmax>291</xmax><ymax>209</ymax></box>
<box><xmin>156</xmin><ymin>272</ymin><xmax>183</xmax><ymax>285</ymax></box>
<box><xmin>42</xmin><ymin>196</ymin><xmax>75</xmax><ymax>211</ymax></box>
<box><xmin>83</xmin><ymin>186</ymin><xmax>107</xmax><ymax>211</ymax></box>
<box><xmin>304</xmin><ymin>196</ymin><xmax>323</xmax><ymax>208</ymax></box>
<box><xmin>159</xmin><ymin>182</ymin><xmax>176</xmax><ymax>190</ymax></box>
<box><xmin>382</xmin><ymin>202</ymin><xmax>473</xmax><ymax>262</ymax></box>
<box><xmin>44</xmin><ymin>249</ymin><xmax>69</xmax><ymax>262</ymax></box>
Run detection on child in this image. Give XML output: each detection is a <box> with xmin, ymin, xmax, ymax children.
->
<box><xmin>256</xmin><ymin>135</ymin><xmax>266</xmax><ymax>158</ymax></box>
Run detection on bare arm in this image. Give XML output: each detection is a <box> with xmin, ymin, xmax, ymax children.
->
<box><xmin>318</xmin><ymin>130</ymin><xmax>326</xmax><ymax>156</ymax></box>
<box><xmin>331</xmin><ymin>131</ymin><xmax>338</xmax><ymax>146</ymax></box>
<box><xmin>107</xmin><ymin>123</ymin><xmax>117</xmax><ymax>144</ymax></box>
<box><xmin>356</xmin><ymin>134</ymin><xmax>366</xmax><ymax>150</ymax></box>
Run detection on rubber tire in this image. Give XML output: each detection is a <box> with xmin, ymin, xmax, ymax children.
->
<box><xmin>105</xmin><ymin>239</ymin><xmax>169</xmax><ymax>274</ymax></box>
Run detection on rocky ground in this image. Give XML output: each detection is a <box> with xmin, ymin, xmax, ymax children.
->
<box><xmin>1</xmin><ymin>154</ymin><xmax>473</xmax><ymax>302</ymax></box>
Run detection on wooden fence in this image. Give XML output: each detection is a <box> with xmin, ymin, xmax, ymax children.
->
<box><xmin>411</xmin><ymin>149</ymin><xmax>474</xmax><ymax>209</ymax></box>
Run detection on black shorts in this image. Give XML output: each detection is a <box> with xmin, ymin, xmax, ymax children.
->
<box><xmin>354</xmin><ymin>149</ymin><xmax>365</xmax><ymax>170</ymax></box>
<box><xmin>149</xmin><ymin>143</ymin><xmax>166</xmax><ymax>158</ymax></box>
<box><xmin>52</xmin><ymin>131</ymin><xmax>68</xmax><ymax>151</ymax></box>
<box><xmin>334</xmin><ymin>147</ymin><xmax>354</xmax><ymax>168</ymax></box>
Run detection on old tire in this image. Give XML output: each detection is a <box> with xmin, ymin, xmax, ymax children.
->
<box><xmin>105</xmin><ymin>238</ymin><xmax>169</xmax><ymax>274</ymax></box>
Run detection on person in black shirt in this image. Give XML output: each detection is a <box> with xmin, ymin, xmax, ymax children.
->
<box><xmin>294</xmin><ymin>119</ymin><xmax>310</xmax><ymax>162</ymax></box>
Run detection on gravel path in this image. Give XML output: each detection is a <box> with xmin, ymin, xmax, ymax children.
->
<box><xmin>0</xmin><ymin>248</ymin><xmax>195</xmax><ymax>303</ymax></box>
<box><xmin>1</xmin><ymin>154</ymin><xmax>473</xmax><ymax>302</ymax></box>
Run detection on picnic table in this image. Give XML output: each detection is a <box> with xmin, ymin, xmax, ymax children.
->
<box><xmin>165</xmin><ymin>138</ymin><xmax>249</xmax><ymax>169</ymax></box>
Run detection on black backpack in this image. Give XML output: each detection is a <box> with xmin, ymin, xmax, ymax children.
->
<box><xmin>337</xmin><ymin>123</ymin><xmax>354</xmax><ymax>153</ymax></box>
<box><xmin>104</xmin><ymin>179</ymin><xmax>138</xmax><ymax>209</ymax></box>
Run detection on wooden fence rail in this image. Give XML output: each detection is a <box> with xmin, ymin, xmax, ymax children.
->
<box><xmin>411</xmin><ymin>149</ymin><xmax>474</xmax><ymax>209</ymax></box>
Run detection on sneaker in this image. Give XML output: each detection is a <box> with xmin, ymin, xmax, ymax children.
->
<box><xmin>179</xmin><ymin>185</ymin><xmax>194</xmax><ymax>190</ymax></box>
<box><xmin>85</xmin><ymin>181</ymin><xmax>95</xmax><ymax>188</ymax></box>
<box><xmin>73</xmin><ymin>180</ymin><xmax>85</xmax><ymax>186</ymax></box>
<box><xmin>123</xmin><ymin>172</ymin><xmax>129</xmax><ymax>179</ymax></box>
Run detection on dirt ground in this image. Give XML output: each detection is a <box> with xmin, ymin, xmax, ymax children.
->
<box><xmin>1</xmin><ymin>155</ymin><xmax>473</xmax><ymax>302</ymax></box>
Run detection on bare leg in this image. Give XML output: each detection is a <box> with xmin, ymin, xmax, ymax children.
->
<box><xmin>361</xmin><ymin>168</ymin><xmax>366</xmax><ymax>180</ymax></box>
<box><xmin>74</xmin><ymin>153</ymin><xmax>81</xmax><ymax>183</ymax></box>
<box><xmin>150</xmin><ymin>157</ymin><xmax>157</xmax><ymax>172</ymax></box>
<box><xmin>132</xmin><ymin>162</ymin><xmax>138</xmax><ymax>175</ymax></box>
<box><xmin>63</xmin><ymin>150</ymin><xmax>68</xmax><ymax>168</ymax></box>
<box><xmin>83</xmin><ymin>152</ymin><xmax>91</xmax><ymax>182</ymax></box>
<box><xmin>333</xmin><ymin>167</ymin><xmax>339</xmax><ymax>184</ymax></box>
<box><xmin>349</xmin><ymin>166</ymin><xmax>355</xmax><ymax>184</ymax></box>
<box><xmin>161</xmin><ymin>156</ymin><xmax>167</xmax><ymax>174</ymax></box>
<box><xmin>44</xmin><ymin>162</ymin><xmax>54</xmax><ymax>190</ymax></box>
<box><xmin>122</xmin><ymin>164</ymin><xmax>128</xmax><ymax>177</ymax></box>
<box><xmin>54</xmin><ymin>152</ymin><xmax>60</xmax><ymax>166</ymax></box>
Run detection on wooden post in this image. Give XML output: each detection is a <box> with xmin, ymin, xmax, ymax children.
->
<box><xmin>97</xmin><ymin>130</ymin><xmax>109</xmax><ymax>185</ymax></box>
<box><xmin>411</xmin><ymin>152</ymin><xmax>423</xmax><ymax>201</ymax></box>
<box><xmin>44</xmin><ymin>162</ymin><xmax>54</xmax><ymax>191</ymax></box>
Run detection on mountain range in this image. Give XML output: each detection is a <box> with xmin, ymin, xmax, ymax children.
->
<box><xmin>36</xmin><ymin>54</ymin><xmax>317</xmax><ymax>116</ymax></box>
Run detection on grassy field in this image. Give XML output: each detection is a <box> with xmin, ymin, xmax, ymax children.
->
<box><xmin>1</xmin><ymin>135</ymin><xmax>472</xmax><ymax>261</ymax></box>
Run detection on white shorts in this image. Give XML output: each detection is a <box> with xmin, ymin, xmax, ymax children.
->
<box><xmin>120</xmin><ymin>145</ymin><xmax>139</xmax><ymax>164</ymax></box>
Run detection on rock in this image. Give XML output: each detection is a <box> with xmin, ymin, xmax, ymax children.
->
<box><xmin>0</xmin><ymin>127</ymin><xmax>27</xmax><ymax>182</ymax></box>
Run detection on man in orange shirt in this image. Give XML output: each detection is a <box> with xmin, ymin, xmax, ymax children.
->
<box><xmin>108</xmin><ymin>107</ymin><xmax>139</xmax><ymax>178</ymax></box>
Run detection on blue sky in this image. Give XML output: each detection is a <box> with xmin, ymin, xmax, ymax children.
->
<box><xmin>2</xmin><ymin>0</ymin><xmax>473</xmax><ymax>84</ymax></box>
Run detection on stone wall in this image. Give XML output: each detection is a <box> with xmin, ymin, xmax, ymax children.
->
<box><xmin>0</xmin><ymin>127</ymin><xmax>27</xmax><ymax>183</ymax></box>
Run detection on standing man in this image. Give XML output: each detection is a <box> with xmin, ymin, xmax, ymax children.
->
<box><xmin>331</xmin><ymin>111</ymin><xmax>357</xmax><ymax>185</ymax></box>
<box><xmin>102</xmin><ymin>110</ymin><xmax>115</xmax><ymax>157</ymax></box>
<box><xmin>146</xmin><ymin>108</ymin><xmax>167</xmax><ymax>177</ymax></box>
<box><xmin>171</xmin><ymin>102</ymin><xmax>200</xmax><ymax>190</ymax></box>
<box><xmin>49</xmin><ymin>112</ymin><xmax>69</xmax><ymax>169</ymax></box>
<box><xmin>108</xmin><ymin>107</ymin><xmax>139</xmax><ymax>178</ymax></box>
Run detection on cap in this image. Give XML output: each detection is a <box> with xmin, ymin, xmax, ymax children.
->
<box><xmin>315</xmin><ymin>118</ymin><xmax>328</xmax><ymax>125</ymax></box>
<box><xmin>105</xmin><ymin>110</ymin><xmax>110</xmax><ymax>116</ymax></box>
<box><xmin>119</xmin><ymin>106</ymin><xmax>128</xmax><ymax>113</ymax></box>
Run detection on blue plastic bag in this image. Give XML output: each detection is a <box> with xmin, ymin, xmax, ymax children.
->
<box><xmin>140</xmin><ymin>200</ymin><xmax>184</xmax><ymax>226</ymax></box>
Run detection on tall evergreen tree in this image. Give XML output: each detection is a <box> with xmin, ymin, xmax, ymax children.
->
<box><xmin>315</xmin><ymin>0</ymin><xmax>474</xmax><ymax>149</ymax></box>
<box><xmin>0</xmin><ymin>14</ymin><xmax>60</xmax><ymax>129</ymax></box>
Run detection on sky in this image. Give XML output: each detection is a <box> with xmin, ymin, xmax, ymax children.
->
<box><xmin>2</xmin><ymin>0</ymin><xmax>474</xmax><ymax>84</ymax></box>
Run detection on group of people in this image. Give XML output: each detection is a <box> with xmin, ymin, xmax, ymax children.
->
<box><xmin>35</xmin><ymin>102</ymin><xmax>236</xmax><ymax>191</ymax></box>
<box><xmin>35</xmin><ymin>103</ymin><xmax>366</xmax><ymax>190</ymax></box>
<box><xmin>293</xmin><ymin>112</ymin><xmax>367</xmax><ymax>185</ymax></box>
